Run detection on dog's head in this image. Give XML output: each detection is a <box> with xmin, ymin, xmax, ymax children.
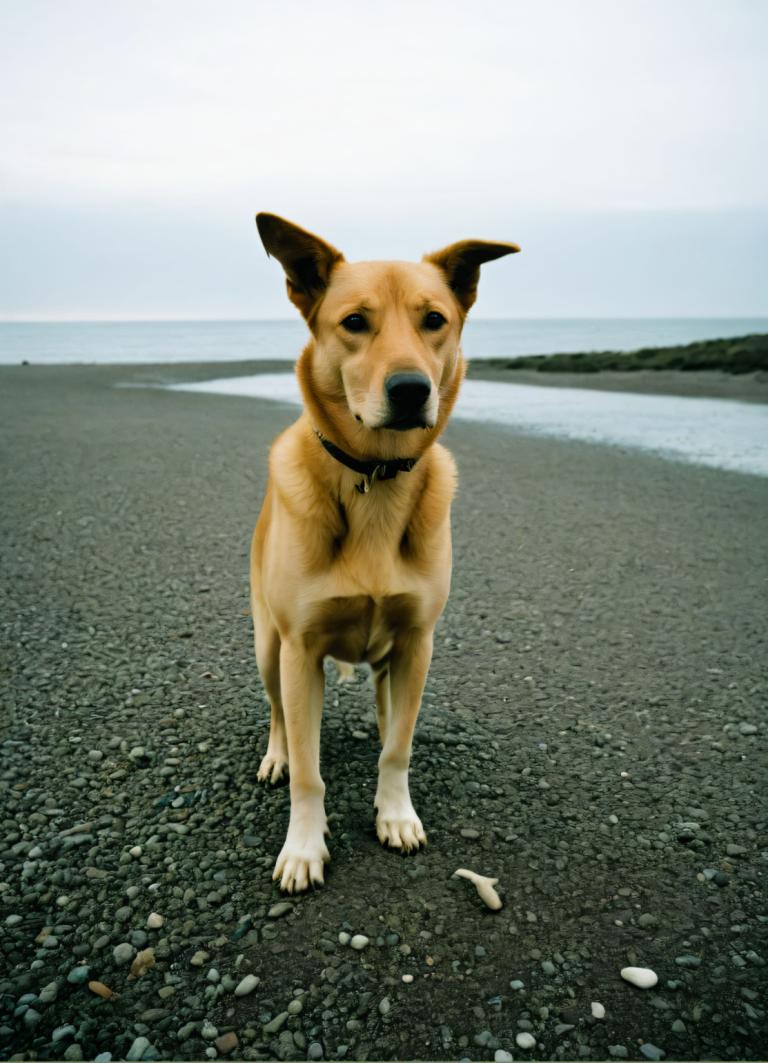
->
<box><xmin>256</xmin><ymin>213</ymin><xmax>519</xmax><ymax>458</ymax></box>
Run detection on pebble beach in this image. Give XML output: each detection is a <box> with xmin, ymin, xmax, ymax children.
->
<box><xmin>1</xmin><ymin>361</ymin><xmax>766</xmax><ymax>1061</ymax></box>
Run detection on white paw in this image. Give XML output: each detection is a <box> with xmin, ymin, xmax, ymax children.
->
<box><xmin>273</xmin><ymin>833</ymin><xmax>330</xmax><ymax>893</ymax></box>
<box><xmin>257</xmin><ymin>751</ymin><xmax>288</xmax><ymax>785</ymax></box>
<box><xmin>375</xmin><ymin>804</ymin><xmax>427</xmax><ymax>852</ymax></box>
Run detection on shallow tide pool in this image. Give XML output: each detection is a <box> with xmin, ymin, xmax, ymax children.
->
<box><xmin>170</xmin><ymin>374</ymin><xmax>768</xmax><ymax>478</ymax></box>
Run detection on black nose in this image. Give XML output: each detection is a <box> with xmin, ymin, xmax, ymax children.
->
<box><xmin>385</xmin><ymin>372</ymin><xmax>431</xmax><ymax>412</ymax></box>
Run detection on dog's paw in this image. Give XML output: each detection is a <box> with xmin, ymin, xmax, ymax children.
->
<box><xmin>257</xmin><ymin>752</ymin><xmax>288</xmax><ymax>785</ymax></box>
<box><xmin>376</xmin><ymin>808</ymin><xmax>427</xmax><ymax>852</ymax></box>
<box><xmin>273</xmin><ymin>836</ymin><xmax>330</xmax><ymax>893</ymax></box>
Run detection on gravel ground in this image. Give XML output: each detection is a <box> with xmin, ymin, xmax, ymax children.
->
<box><xmin>1</xmin><ymin>362</ymin><xmax>766</xmax><ymax>1062</ymax></box>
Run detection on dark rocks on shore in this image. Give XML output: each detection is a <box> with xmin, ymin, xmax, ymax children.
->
<box><xmin>486</xmin><ymin>331</ymin><xmax>768</xmax><ymax>375</ymax></box>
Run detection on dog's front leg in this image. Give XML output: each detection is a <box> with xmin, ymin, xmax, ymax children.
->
<box><xmin>273</xmin><ymin>640</ymin><xmax>329</xmax><ymax>892</ymax></box>
<box><xmin>374</xmin><ymin>629</ymin><xmax>432</xmax><ymax>852</ymax></box>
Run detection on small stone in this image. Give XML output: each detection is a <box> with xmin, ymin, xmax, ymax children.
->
<box><xmin>287</xmin><ymin>999</ymin><xmax>303</xmax><ymax>1015</ymax></box>
<box><xmin>350</xmin><ymin>934</ymin><xmax>369</xmax><ymax>950</ymax></box>
<box><xmin>402</xmin><ymin>974</ymin><xmax>414</xmax><ymax>983</ymax></box>
<box><xmin>52</xmin><ymin>1024</ymin><xmax>77</xmax><ymax>1042</ymax></box>
<box><xmin>726</xmin><ymin>843</ymin><xmax>748</xmax><ymax>856</ymax></box>
<box><xmin>5</xmin><ymin>914</ymin><xmax>22</xmax><ymax>927</ymax></box>
<box><xmin>640</xmin><ymin>1044</ymin><xmax>665</xmax><ymax>1060</ymax></box>
<box><xmin>495</xmin><ymin>1052</ymin><xmax>514</xmax><ymax>1063</ymax></box>
<box><xmin>190</xmin><ymin>950</ymin><xmax>209</xmax><ymax>967</ymax></box>
<box><xmin>674</xmin><ymin>954</ymin><xmax>701</xmax><ymax>968</ymax></box>
<box><xmin>234</xmin><ymin>974</ymin><xmax>259</xmax><ymax>996</ymax></box>
<box><xmin>541</xmin><ymin>960</ymin><xmax>556</xmax><ymax>975</ymax></box>
<box><xmin>591</xmin><ymin>1002</ymin><xmax>605</xmax><ymax>1019</ymax></box>
<box><xmin>738</xmin><ymin>722</ymin><xmax>758</xmax><ymax>735</ymax></box>
<box><xmin>146</xmin><ymin>912</ymin><xmax>164</xmax><ymax>929</ymax></box>
<box><xmin>38</xmin><ymin>981</ymin><xmax>59</xmax><ymax>1004</ymax></box>
<box><xmin>608</xmin><ymin>1046</ymin><xmax>628</xmax><ymax>1059</ymax></box>
<box><xmin>510</xmin><ymin>980</ymin><xmax>525</xmax><ymax>990</ymax></box>
<box><xmin>126</xmin><ymin>1037</ymin><xmax>150</xmax><ymax>1061</ymax></box>
<box><xmin>637</xmin><ymin>914</ymin><xmax>657</xmax><ymax>928</ymax></box>
<box><xmin>620</xmin><ymin>966</ymin><xmax>658</xmax><ymax>988</ymax></box>
<box><xmin>129</xmin><ymin>846</ymin><xmax>142</xmax><ymax>858</ymax></box>
<box><xmin>263</xmin><ymin>1011</ymin><xmax>288</xmax><ymax>1035</ymax></box>
<box><xmin>516</xmin><ymin>1032</ymin><xmax>536</xmax><ymax>1049</ymax></box>
<box><xmin>308</xmin><ymin>1043</ymin><xmax>323</xmax><ymax>1061</ymax></box>
<box><xmin>201</xmin><ymin>1021</ymin><xmax>218</xmax><ymax>1040</ymax></box>
<box><xmin>94</xmin><ymin>1054</ymin><xmax>112</xmax><ymax>1063</ymax></box>
<box><xmin>671</xmin><ymin>1020</ymin><xmax>686</xmax><ymax>1034</ymax></box>
<box><xmin>64</xmin><ymin>1046</ymin><xmax>84</xmax><ymax>1062</ymax></box>
<box><xmin>268</xmin><ymin>902</ymin><xmax>293</xmax><ymax>918</ymax></box>
<box><xmin>113</xmin><ymin>942</ymin><xmax>135</xmax><ymax>965</ymax></box>
<box><xmin>378</xmin><ymin>996</ymin><xmax>391</xmax><ymax>1016</ymax></box>
<box><xmin>66</xmin><ymin>965</ymin><xmax>90</xmax><ymax>985</ymax></box>
<box><xmin>215</xmin><ymin>1033</ymin><xmax>239</xmax><ymax>1055</ymax></box>
<box><xmin>460</xmin><ymin>828</ymin><xmax>480</xmax><ymax>838</ymax></box>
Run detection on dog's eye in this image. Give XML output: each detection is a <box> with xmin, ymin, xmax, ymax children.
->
<box><xmin>341</xmin><ymin>313</ymin><xmax>368</xmax><ymax>333</ymax></box>
<box><xmin>423</xmin><ymin>311</ymin><xmax>446</xmax><ymax>331</ymax></box>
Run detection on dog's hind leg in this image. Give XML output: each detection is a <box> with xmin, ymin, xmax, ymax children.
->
<box><xmin>332</xmin><ymin>659</ymin><xmax>355</xmax><ymax>684</ymax></box>
<box><xmin>253</xmin><ymin>605</ymin><xmax>288</xmax><ymax>785</ymax></box>
<box><xmin>374</xmin><ymin>631</ymin><xmax>431</xmax><ymax>852</ymax></box>
<box><xmin>373</xmin><ymin>664</ymin><xmax>391</xmax><ymax>745</ymax></box>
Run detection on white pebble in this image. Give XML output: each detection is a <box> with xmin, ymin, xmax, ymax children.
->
<box><xmin>402</xmin><ymin>974</ymin><xmax>413</xmax><ymax>983</ymax></box>
<box><xmin>495</xmin><ymin>1052</ymin><xmax>514</xmax><ymax>1063</ymax></box>
<box><xmin>234</xmin><ymin>974</ymin><xmax>259</xmax><ymax>997</ymax></box>
<box><xmin>338</xmin><ymin>932</ymin><xmax>350</xmax><ymax>945</ymax></box>
<box><xmin>620</xmin><ymin>966</ymin><xmax>658</xmax><ymax>988</ymax></box>
<box><xmin>350</xmin><ymin>934</ymin><xmax>369</xmax><ymax>950</ymax></box>
<box><xmin>128</xmin><ymin>846</ymin><xmax>142</xmax><ymax>858</ymax></box>
<box><xmin>516</xmin><ymin>1032</ymin><xmax>536</xmax><ymax>1049</ymax></box>
<box><xmin>591</xmin><ymin>1001</ymin><xmax>606</xmax><ymax>1019</ymax></box>
<box><xmin>146</xmin><ymin>912</ymin><xmax>164</xmax><ymax>929</ymax></box>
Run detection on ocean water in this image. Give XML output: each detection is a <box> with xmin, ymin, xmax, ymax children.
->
<box><xmin>170</xmin><ymin>372</ymin><xmax>768</xmax><ymax>478</ymax></box>
<box><xmin>1</xmin><ymin>317</ymin><xmax>766</xmax><ymax>365</ymax></box>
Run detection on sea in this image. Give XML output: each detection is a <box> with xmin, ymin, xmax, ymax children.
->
<box><xmin>1</xmin><ymin>317</ymin><xmax>766</xmax><ymax>365</ymax></box>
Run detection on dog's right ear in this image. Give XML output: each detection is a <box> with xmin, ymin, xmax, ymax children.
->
<box><xmin>256</xmin><ymin>213</ymin><xmax>345</xmax><ymax>321</ymax></box>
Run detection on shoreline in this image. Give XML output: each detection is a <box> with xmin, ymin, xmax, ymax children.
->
<box><xmin>3</xmin><ymin>356</ymin><xmax>768</xmax><ymax>404</ymax></box>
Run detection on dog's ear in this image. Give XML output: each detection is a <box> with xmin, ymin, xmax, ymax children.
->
<box><xmin>424</xmin><ymin>239</ymin><xmax>520</xmax><ymax>313</ymax></box>
<box><xmin>256</xmin><ymin>213</ymin><xmax>345</xmax><ymax>320</ymax></box>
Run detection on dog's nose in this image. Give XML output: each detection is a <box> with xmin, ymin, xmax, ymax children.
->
<box><xmin>385</xmin><ymin>372</ymin><xmax>431</xmax><ymax>412</ymax></box>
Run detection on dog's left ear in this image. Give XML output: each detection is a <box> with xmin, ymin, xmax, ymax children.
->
<box><xmin>424</xmin><ymin>239</ymin><xmax>520</xmax><ymax>313</ymax></box>
<box><xmin>256</xmin><ymin>213</ymin><xmax>345</xmax><ymax>320</ymax></box>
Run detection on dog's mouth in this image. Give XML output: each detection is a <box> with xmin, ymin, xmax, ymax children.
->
<box><xmin>381</xmin><ymin>416</ymin><xmax>431</xmax><ymax>432</ymax></box>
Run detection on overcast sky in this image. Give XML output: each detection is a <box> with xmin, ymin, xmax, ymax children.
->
<box><xmin>1</xmin><ymin>0</ymin><xmax>766</xmax><ymax>320</ymax></box>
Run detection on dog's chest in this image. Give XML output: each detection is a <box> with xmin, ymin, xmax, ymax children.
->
<box><xmin>304</xmin><ymin>592</ymin><xmax>420</xmax><ymax>664</ymax></box>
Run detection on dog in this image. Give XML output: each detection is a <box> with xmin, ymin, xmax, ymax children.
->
<box><xmin>251</xmin><ymin>213</ymin><xmax>519</xmax><ymax>892</ymax></box>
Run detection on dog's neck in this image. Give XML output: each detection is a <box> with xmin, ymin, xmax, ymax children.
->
<box><xmin>313</xmin><ymin>430</ymin><xmax>420</xmax><ymax>495</ymax></box>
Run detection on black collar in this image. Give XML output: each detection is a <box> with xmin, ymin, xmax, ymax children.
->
<box><xmin>314</xmin><ymin>431</ymin><xmax>419</xmax><ymax>494</ymax></box>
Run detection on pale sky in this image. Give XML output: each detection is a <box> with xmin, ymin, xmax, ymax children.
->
<box><xmin>1</xmin><ymin>0</ymin><xmax>766</xmax><ymax>319</ymax></box>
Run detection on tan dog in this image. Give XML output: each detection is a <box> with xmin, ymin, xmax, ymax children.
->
<box><xmin>251</xmin><ymin>213</ymin><xmax>519</xmax><ymax>892</ymax></box>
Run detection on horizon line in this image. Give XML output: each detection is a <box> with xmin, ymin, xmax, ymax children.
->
<box><xmin>2</xmin><ymin>314</ymin><xmax>768</xmax><ymax>325</ymax></box>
